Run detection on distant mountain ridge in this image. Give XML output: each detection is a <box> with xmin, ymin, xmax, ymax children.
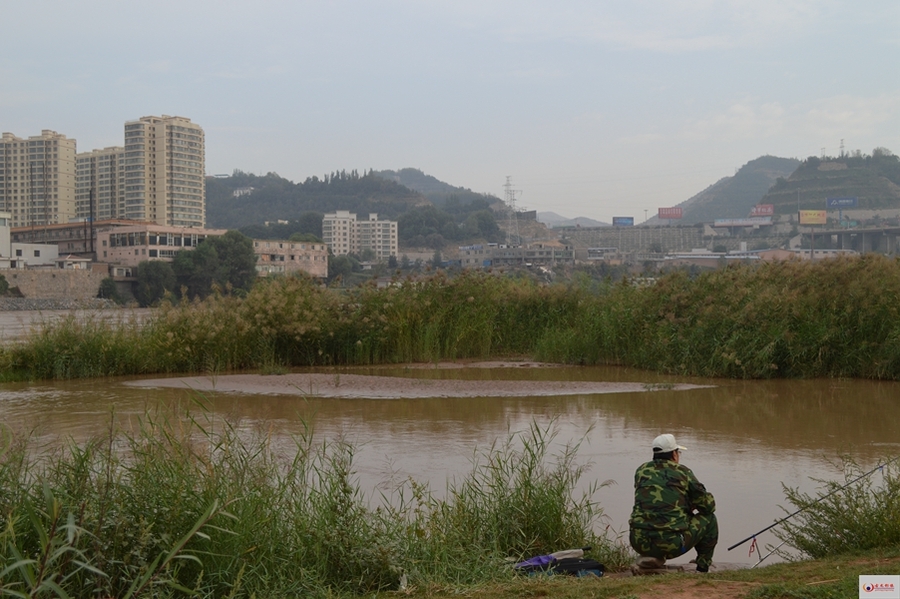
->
<box><xmin>373</xmin><ymin>168</ymin><xmax>499</xmax><ymax>207</ymax></box>
<box><xmin>667</xmin><ymin>155</ymin><xmax>801</xmax><ymax>225</ymax></box>
<box><xmin>537</xmin><ymin>212</ymin><xmax>608</xmax><ymax>228</ymax></box>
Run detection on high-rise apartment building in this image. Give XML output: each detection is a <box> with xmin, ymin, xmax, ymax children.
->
<box><xmin>76</xmin><ymin>147</ymin><xmax>125</xmax><ymax>221</ymax></box>
<box><xmin>121</xmin><ymin>115</ymin><xmax>205</xmax><ymax>227</ymax></box>
<box><xmin>0</xmin><ymin>130</ymin><xmax>77</xmax><ymax>228</ymax></box>
<box><xmin>322</xmin><ymin>211</ymin><xmax>398</xmax><ymax>259</ymax></box>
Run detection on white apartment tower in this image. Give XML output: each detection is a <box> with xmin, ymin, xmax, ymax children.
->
<box><xmin>76</xmin><ymin>147</ymin><xmax>125</xmax><ymax>221</ymax></box>
<box><xmin>322</xmin><ymin>211</ymin><xmax>398</xmax><ymax>259</ymax></box>
<box><xmin>122</xmin><ymin>115</ymin><xmax>205</xmax><ymax>227</ymax></box>
<box><xmin>0</xmin><ymin>130</ymin><xmax>77</xmax><ymax>228</ymax></box>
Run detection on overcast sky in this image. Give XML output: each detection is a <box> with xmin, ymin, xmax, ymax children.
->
<box><xmin>2</xmin><ymin>1</ymin><xmax>898</xmax><ymax>223</ymax></box>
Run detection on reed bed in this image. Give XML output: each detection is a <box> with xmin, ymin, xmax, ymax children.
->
<box><xmin>0</xmin><ymin>409</ymin><xmax>626</xmax><ymax>598</ymax></box>
<box><xmin>4</xmin><ymin>254</ymin><xmax>900</xmax><ymax>381</ymax></box>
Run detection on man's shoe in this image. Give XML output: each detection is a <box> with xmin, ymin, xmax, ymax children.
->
<box><xmin>635</xmin><ymin>556</ymin><xmax>666</xmax><ymax>569</ymax></box>
<box><xmin>696</xmin><ymin>564</ymin><xmax>709</xmax><ymax>573</ymax></box>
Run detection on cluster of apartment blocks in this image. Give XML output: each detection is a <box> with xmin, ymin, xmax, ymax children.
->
<box><xmin>1</xmin><ymin>116</ymin><xmax>204</xmax><ymax>229</ymax></box>
<box><xmin>0</xmin><ymin>118</ymin><xmax>330</xmax><ymax>281</ymax></box>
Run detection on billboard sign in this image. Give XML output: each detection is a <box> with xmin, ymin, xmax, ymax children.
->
<box><xmin>827</xmin><ymin>196</ymin><xmax>858</xmax><ymax>208</ymax></box>
<box><xmin>750</xmin><ymin>204</ymin><xmax>774</xmax><ymax>217</ymax></box>
<box><xmin>612</xmin><ymin>216</ymin><xmax>634</xmax><ymax>226</ymax></box>
<box><xmin>658</xmin><ymin>207</ymin><xmax>683</xmax><ymax>219</ymax></box>
<box><xmin>799</xmin><ymin>210</ymin><xmax>827</xmax><ymax>225</ymax></box>
<box><xmin>713</xmin><ymin>217</ymin><xmax>773</xmax><ymax>227</ymax></box>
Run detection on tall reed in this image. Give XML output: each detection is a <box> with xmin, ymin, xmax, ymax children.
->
<box><xmin>0</xmin><ymin>406</ymin><xmax>626</xmax><ymax>598</ymax></box>
<box><xmin>6</xmin><ymin>255</ymin><xmax>900</xmax><ymax>381</ymax></box>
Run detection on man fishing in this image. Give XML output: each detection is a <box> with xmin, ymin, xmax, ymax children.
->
<box><xmin>629</xmin><ymin>433</ymin><xmax>718</xmax><ymax>573</ymax></box>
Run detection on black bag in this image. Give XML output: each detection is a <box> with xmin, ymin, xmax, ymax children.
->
<box><xmin>550</xmin><ymin>557</ymin><xmax>604</xmax><ymax>577</ymax></box>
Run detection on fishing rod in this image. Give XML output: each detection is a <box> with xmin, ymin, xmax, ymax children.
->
<box><xmin>728</xmin><ymin>454</ymin><xmax>900</xmax><ymax>552</ymax></box>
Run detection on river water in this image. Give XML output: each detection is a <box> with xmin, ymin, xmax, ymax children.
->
<box><xmin>1</xmin><ymin>358</ymin><xmax>897</xmax><ymax>567</ymax></box>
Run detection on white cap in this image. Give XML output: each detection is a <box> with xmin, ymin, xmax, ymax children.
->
<box><xmin>652</xmin><ymin>433</ymin><xmax>686</xmax><ymax>454</ymax></box>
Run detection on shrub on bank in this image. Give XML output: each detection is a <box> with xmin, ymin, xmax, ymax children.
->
<box><xmin>775</xmin><ymin>457</ymin><xmax>900</xmax><ymax>559</ymax></box>
<box><xmin>0</xmin><ymin>410</ymin><xmax>626</xmax><ymax>598</ymax></box>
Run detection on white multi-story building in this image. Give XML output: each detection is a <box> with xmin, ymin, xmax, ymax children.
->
<box><xmin>0</xmin><ymin>130</ymin><xmax>77</xmax><ymax>228</ymax></box>
<box><xmin>121</xmin><ymin>115</ymin><xmax>205</xmax><ymax>227</ymax></box>
<box><xmin>76</xmin><ymin>147</ymin><xmax>125</xmax><ymax>221</ymax></box>
<box><xmin>322</xmin><ymin>211</ymin><xmax>397</xmax><ymax>259</ymax></box>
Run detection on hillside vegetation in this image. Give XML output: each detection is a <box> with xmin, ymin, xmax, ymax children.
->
<box><xmin>762</xmin><ymin>148</ymin><xmax>900</xmax><ymax>214</ymax></box>
<box><xmin>206</xmin><ymin>170</ymin><xmax>426</xmax><ymax>230</ymax></box>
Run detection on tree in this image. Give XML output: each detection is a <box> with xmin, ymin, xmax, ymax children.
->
<box><xmin>173</xmin><ymin>242</ymin><xmax>219</xmax><ymax>299</ymax></box>
<box><xmin>328</xmin><ymin>254</ymin><xmax>359</xmax><ymax>282</ymax></box>
<box><xmin>98</xmin><ymin>277</ymin><xmax>124</xmax><ymax>305</ymax></box>
<box><xmin>172</xmin><ymin>231</ymin><xmax>258</xmax><ymax>299</ymax></box>
<box><xmin>289</xmin><ymin>232</ymin><xmax>323</xmax><ymax>243</ymax></box>
<box><xmin>206</xmin><ymin>230</ymin><xmax>258</xmax><ymax>293</ymax></box>
<box><xmin>134</xmin><ymin>261</ymin><xmax>176</xmax><ymax>307</ymax></box>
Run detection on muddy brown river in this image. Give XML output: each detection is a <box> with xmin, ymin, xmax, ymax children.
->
<box><xmin>1</xmin><ymin>355</ymin><xmax>897</xmax><ymax>567</ymax></box>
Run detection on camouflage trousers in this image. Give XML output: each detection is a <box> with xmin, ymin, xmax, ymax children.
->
<box><xmin>629</xmin><ymin>512</ymin><xmax>718</xmax><ymax>570</ymax></box>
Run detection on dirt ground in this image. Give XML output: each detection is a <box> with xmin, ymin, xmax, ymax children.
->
<box><xmin>125</xmin><ymin>362</ymin><xmax>710</xmax><ymax>398</ymax></box>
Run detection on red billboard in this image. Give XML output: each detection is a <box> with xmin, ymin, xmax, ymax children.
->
<box><xmin>658</xmin><ymin>207</ymin><xmax>683</xmax><ymax>219</ymax></box>
<box><xmin>750</xmin><ymin>204</ymin><xmax>774</xmax><ymax>217</ymax></box>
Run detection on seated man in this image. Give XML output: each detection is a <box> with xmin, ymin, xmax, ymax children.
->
<box><xmin>628</xmin><ymin>434</ymin><xmax>718</xmax><ymax>573</ymax></box>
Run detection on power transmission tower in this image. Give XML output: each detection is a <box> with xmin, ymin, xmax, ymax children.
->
<box><xmin>504</xmin><ymin>176</ymin><xmax>521</xmax><ymax>246</ymax></box>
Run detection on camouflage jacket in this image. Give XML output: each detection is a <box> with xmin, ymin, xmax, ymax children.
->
<box><xmin>628</xmin><ymin>459</ymin><xmax>715</xmax><ymax>533</ymax></box>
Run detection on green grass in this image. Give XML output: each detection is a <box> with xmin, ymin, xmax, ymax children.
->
<box><xmin>0</xmin><ymin>404</ymin><xmax>628</xmax><ymax>598</ymax></box>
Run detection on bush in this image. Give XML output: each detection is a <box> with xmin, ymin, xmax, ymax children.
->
<box><xmin>97</xmin><ymin>277</ymin><xmax>124</xmax><ymax>304</ymax></box>
<box><xmin>775</xmin><ymin>456</ymin><xmax>900</xmax><ymax>558</ymax></box>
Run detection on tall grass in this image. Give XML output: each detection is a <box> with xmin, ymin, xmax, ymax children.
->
<box><xmin>775</xmin><ymin>456</ymin><xmax>900</xmax><ymax>559</ymax></box>
<box><xmin>6</xmin><ymin>255</ymin><xmax>900</xmax><ymax>380</ymax></box>
<box><xmin>0</xmin><ymin>407</ymin><xmax>627</xmax><ymax>598</ymax></box>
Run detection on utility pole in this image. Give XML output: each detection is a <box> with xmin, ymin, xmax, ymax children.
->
<box><xmin>503</xmin><ymin>176</ymin><xmax>521</xmax><ymax>247</ymax></box>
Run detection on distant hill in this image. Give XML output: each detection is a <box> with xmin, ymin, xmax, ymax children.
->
<box><xmin>537</xmin><ymin>212</ymin><xmax>608</xmax><ymax>228</ymax></box>
<box><xmin>759</xmin><ymin>149</ymin><xmax>900</xmax><ymax>214</ymax></box>
<box><xmin>206</xmin><ymin>169</ymin><xmax>427</xmax><ymax>230</ymax></box>
<box><xmin>664</xmin><ymin>156</ymin><xmax>801</xmax><ymax>225</ymax></box>
<box><xmin>373</xmin><ymin>168</ymin><xmax>500</xmax><ymax>207</ymax></box>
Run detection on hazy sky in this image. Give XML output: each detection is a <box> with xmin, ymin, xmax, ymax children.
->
<box><xmin>2</xmin><ymin>1</ymin><xmax>898</xmax><ymax>223</ymax></box>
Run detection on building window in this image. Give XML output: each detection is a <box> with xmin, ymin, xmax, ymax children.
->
<box><xmin>34</xmin><ymin>250</ymin><xmax>40</xmax><ymax>257</ymax></box>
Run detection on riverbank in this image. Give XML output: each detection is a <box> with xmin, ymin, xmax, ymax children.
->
<box><xmin>377</xmin><ymin>548</ymin><xmax>900</xmax><ymax>599</ymax></box>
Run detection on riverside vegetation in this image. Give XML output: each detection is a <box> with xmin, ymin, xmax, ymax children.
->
<box><xmin>5</xmin><ymin>253</ymin><xmax>900</xmax><ymax>380</ymax></box>
<box><xmin>0</xmin><ymin>411</ymin><xmax>627</xmax><ymax>598</ymax></box>
<box><xmin>3</xmin><ymin>255</ymin><xmax>900</xmax><ymax>597</ymax></box>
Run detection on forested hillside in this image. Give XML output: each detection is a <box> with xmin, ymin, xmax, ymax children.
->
<box><xmin>206</xmin><ymin>169</ymin><xmax>504</xmax><ymax>249</ymax></box>
<box><xmin>206</xmin><ymin>170</ymin><xmax>426</xmax><ymax>230</ymax></box>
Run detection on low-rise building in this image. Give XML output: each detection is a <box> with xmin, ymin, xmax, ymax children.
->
<box><xmin>253</xmin><ymin>239</ymin><xmax>329</xmax><ymax>278</ymax></box>
<box><xmin>458</xmin><ymin>241</ymin><xmax>575</xmax><ymax>268</ymax></box>
<box><xmin>95</xmin><ymin>224</ymin><xmax>227</xmax><ymax>268</ymax></box>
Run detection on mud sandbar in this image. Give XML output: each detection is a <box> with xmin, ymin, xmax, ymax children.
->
<box><xmin>126</xmin><ymin>364</ymin><xmax>710</xmax><ymax>399</ymax></box>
